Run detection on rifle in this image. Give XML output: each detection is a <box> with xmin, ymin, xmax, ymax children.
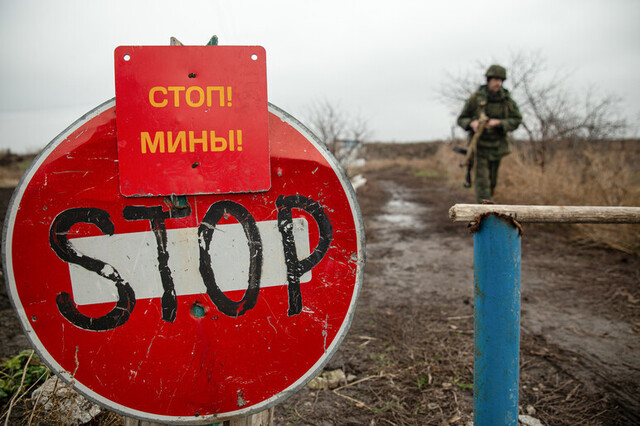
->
<box><xmin>456</xmin><ymin>112</ymin><xmax>488</xmax><ymax>187</ymax></box>
<box><xmin>453</xmin><ymin>145</ymin><xmax>472</xmax><ymax>188</ymax></box>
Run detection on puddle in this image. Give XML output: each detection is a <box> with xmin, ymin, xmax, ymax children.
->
<box><xmin>387</xmin><ymin>199</ymin><xmax>416</xmax><ymax>210</ymax></box>
<box><xmin>378</xmin><ymin>213</ymin><xmax>415</xmax><ymax>225</ymax></box>
<box><xmin>377</xmin><ymin>195</ymin><xmax>426</xmax><ymax>228</ymax></box>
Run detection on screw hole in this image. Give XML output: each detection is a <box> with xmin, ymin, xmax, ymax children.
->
<box><xmin>191</xmin><ymin>302</ymin><xmax>206</xmax><ymax>318</ymax></box>
<box><xmin>251</xmin><ymin>54</ymin><xmax>258</xmax><ymax>61</ymax></box>
<box><xmin>123</xmin><ymin>54</ymin><xmax>131</xmax><ymax>61</ymax></box>
<box><xmin>188</xmin><ymin>72</ymin><xmax>196</xmax><ymax>78</ymax></box>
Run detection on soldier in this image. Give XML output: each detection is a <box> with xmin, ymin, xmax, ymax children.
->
<box><xmin>457</xmin><ymin>65</ymin><xmax>522</xmax><ymax>203</ymax></box>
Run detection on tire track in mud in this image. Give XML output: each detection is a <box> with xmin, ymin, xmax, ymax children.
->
<box><xmin>363</xmin><ymin>180</ymin><xmax>474</xmax><ymax>308</ymax></box>
<box><xmin>370</xmin><ymin>178</ymin><xmax>639</xmax><ymax>389</ymax></box>
<box><xmin>359</xmin><ymin>172</ymin><xmax>640</xmax><ymax>423</ymax></box>
<box><xmin>1</xmin><ymin>168</ymin><xmax>638</xmax><ymax>423</ymax></box>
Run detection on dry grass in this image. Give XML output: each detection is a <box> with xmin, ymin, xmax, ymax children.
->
<box><xmin>0</xmin><ymin>351</ymin><xmax>123</xmax><ymax>425</ymax></box>
<box><xmin>277</xmin><ymin>305</ymin><xmax>478</xmax><ymax>425</ymax></box>
<box><xmin>359</xmin><ymin>143</ymin><xmax>454</xmax><ymax>182</ymax></box>
<box><xmin>428</xmin><ymin>140</ymin><xmax>640</xmax><ymax>254</ymax></box>
<box><xmin>0</xmin><ymin>153</ymin><xmax>35</xmax><ymax>188</ymax></box>
<box><xmin>360</xmin><ymin>139</ymin><xmax>640</xmax><ymax>254</ymax></box>
<box><xmin>499</xmin><ymin>144</ymin><xmax>639</xmax><ymax>206</ymax></box>
<box><xmin>358</xmin><ymin>157</ymin><xmax>445</xmax><ymax>178</ymax></box>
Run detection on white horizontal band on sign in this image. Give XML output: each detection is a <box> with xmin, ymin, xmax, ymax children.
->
<box><xmin>68</xmin><ymin>218</ymin><xmax>311</xmax><ymax>306</ymax></box>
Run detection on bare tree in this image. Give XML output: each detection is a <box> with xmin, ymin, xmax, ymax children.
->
<box><xmin>305</xmin><ymin>99</ymin><xmax>371</xmax><ymax>167</ymax></box>
<box><xmin>438</xmin><ymin>51</ymin><xmax>627</xmax><ymax>163</ymax></box>
<box><xmin>307</xmin><ymin>100</ymin><xmax>347</xmax><ymax>155</ymax></box>
<box><xmin>348</xmin><ymin>113</ymin><xmax>371</xmax><ymax>145</ymax></box>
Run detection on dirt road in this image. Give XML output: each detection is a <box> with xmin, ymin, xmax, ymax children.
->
<box><xmin>1</xmin><ymin>154</ymin><xmax>639</xmax><ymax>425</ymax></box>
<box><xmin>274</xmin><ymin>165</ymin><xmax>639</xmax><ymax>425</ymax></box>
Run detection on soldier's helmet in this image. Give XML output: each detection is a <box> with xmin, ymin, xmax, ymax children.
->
<box><xmin>485</xmin><ymin>64</ymin><xmax>507</xmax><ymax>80</ymax></box>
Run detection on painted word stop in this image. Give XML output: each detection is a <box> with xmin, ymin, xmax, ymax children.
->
<box><xmin>4</xmin><ymin>100</ymin><xmax>364</xmax><ymax>423</ymax></box>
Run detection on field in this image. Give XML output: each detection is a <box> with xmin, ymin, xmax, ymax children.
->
<box><xmin>1</xmin><ymin>140</ymin><xmax>639</xmax><ymax>425</ymax></box>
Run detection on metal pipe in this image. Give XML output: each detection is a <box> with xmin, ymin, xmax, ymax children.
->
<box><xmin>473</xmin><ymin>214</ymin><xmax>521</xmax><ymax>425</ymax></box>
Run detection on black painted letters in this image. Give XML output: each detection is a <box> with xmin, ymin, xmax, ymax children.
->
<box><xmin>198</xmin><ymin>200</ymin><xmax>263</xmax><ymax>317</ymax></box>
<box><xmin>276</xmin><ymin>195</ymin><xmax>333</xmax><ymax>316</ymax></box>
<box><xmin>123</xmin><ymin>204</ymin><xmax>191</xmax><ymax>322</ymax></box>
<box><xmin>49</xmin><ymin>195</ymin><xmax>333</xmax><ymax>329</ymax></box>
<box><xmin>49</xmin><ymin>208</ymin><xmax>136</xmax><ymax>331</ymax></box>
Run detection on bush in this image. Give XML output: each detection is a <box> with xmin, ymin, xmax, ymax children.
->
<box><xmin>1</xmin><ymin>350</ymin><xmax>50</xmax><ymax>400</ymax></box>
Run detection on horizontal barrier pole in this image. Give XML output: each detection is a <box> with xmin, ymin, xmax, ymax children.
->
<box><xmin>449</xmin><ymin>204</ymin><xmax>640</xmax><ymax>224</ymax></box>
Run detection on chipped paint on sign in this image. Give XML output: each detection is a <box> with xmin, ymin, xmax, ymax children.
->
<box><xmin>4</xmin><ymin>101</ymin><xmax>364</xmax><ymax>423</ymax></box>
<box><xmin>68</xmin><ymin>218</ymin><xmax>310</xmax><ymax>305</ymax></box>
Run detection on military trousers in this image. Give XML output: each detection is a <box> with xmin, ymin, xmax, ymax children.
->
<box><xmin>474</xmin><ymin>151</ymin><xmax>501</xmax><ymax>203</ymax></box>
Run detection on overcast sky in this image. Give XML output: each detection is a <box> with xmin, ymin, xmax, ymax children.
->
<box><xmin>1</xmin><ymin>0</ymin><xmax>639</xmax><ymax>153</ymax></box>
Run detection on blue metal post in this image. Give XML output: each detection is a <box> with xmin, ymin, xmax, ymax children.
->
<box><xmin>473</xmin><ymin>214</ymin><xmax>521</xmax><ymax>425</ymax></box>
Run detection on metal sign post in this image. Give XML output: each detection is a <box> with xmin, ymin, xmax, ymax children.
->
<box><xmin>450</xmin><ymin>203</ymin><xmax>640</xmax><ymax>425</ymax></box>
<box><xmin>472</xmin><ymin>214</ymin><xmax>521</xmax><ymax>426</ymax></box>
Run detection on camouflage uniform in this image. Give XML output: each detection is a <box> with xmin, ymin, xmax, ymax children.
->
<box><xmin>457</xmin><ymin>66</ymin><xmax>522</xmax><ymax>202</ymax></box>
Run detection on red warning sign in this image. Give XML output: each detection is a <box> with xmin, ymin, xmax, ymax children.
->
<box><xmin>114</xmin><ymin>46</ymin><xmax>270</xmax><ymax>196</ymax></box>
<box><xmin>4</xmin><ymin>100</ymin><xmax>364</xmax><ymax>423</ymax></box>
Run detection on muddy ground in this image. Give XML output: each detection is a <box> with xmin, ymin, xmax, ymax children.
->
<box><xmin>272</xmin><ymin>145</ymin><xmax>639</xmax><ymax>425</ymax></box>
<box><xmin>1</xmin><ymin>145</ymin><xmax>639</xmax><ymax>425</ymax></box>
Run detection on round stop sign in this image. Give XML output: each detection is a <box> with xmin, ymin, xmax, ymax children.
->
<box><xmin>3</xmin><ymin>100</ymin><xmax>364</xmax><ymax>423</ymax></box>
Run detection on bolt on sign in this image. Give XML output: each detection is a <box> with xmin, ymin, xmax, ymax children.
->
<box><xmin>3</xmin><ymin>98</ymin><xmax>364</xmax><ymax>423</ymax></box>
<box><xmin>114</xmin><ymin>46</ymin><xmax>270</xmax><ymax>196</ymax></box>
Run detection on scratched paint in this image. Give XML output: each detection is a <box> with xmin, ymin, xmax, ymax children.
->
<box><xmin>3</xmin><ymin>101</ymin><xmax>365</xmax><ymax>423</ymax></box>
<box><xmin>67</xmin><ymin>218</ymin><xmax>312</xmax><ymax>305</ymax></box>
<box><xmin>473</xmin><ymin>214</ymin><xmax>521</xmax><ymax>426</ymax></box>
